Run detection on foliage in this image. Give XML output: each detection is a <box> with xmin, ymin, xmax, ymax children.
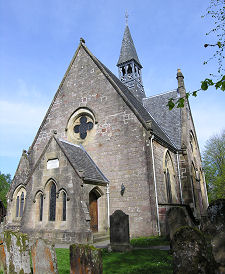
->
<box><xmin>130</xmin><ymin>236</ymin><xmax>169</xmax><ymax>247</ymax></box>
<box><xmin>0</xmin><ymin>172</ymin><xmax>11</xmax><ymax>208</ymax></box>
<box><xmin>202</xmin><ymin>130</ymin><xmax>225</xmax><ymax>202</ymax></box>
<box><xmin>168</xmin><ymin>0</ymin><xmax>225</xmax><ymax>110</ymax></box>
<box><xmin>55</xmin><ymin>248</ymin><xmax>173</xmax><ymax>274</ymax></box>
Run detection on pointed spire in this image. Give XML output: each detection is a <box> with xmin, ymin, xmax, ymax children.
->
<box><xmin>117</xmin><ymin>25</ymin><xmax>142</xmax><ymax>68</ymax></box>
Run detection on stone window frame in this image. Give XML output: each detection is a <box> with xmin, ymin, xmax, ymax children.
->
<box><xmin>12</xmin><ymin>184</ymin><xmax>26</xmax><ymax>221</ymax></box>
<box><xmin>57</xmin><ymin>188</ymin><xmax>69</xmax><ymax>222</ymax></box>
<box><xmin>66</xmin><ymin>107</ymin><xmax>97</xmax><ymax>144</ymax></box>
<box><xmin>163</xmin><ymin>150</ymin><xmax>178</xmax><ymax>203</ymax></box>
<box><xmin>190</xmin><ymin>131</ymin><xmax>198</xmax><ymax>158</ymax></box>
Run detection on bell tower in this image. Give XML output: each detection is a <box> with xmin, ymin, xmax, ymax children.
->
<box><xmin>117</xmin><ymin>24</ymin><xmax>146</xmax><ymax>102</ymax></box>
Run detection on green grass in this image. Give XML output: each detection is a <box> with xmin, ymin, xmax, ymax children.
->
<box><xmin>130</xmin><ymin>236</ymin><xmax>170</xmax><ymax>247</ymax></box>
<box><xmin>56</xmin><ymin>247</ymin><xmax>172</xmax><ymax>274</ymax></box>
<box><xmin>56</xmin><ymin>248</ymin><xmax>70</xmax><ymax>274</ymax></box>
<box><xmin>103</xmin><ymin>249</ymin><xmax>172</xmax><ymax>274</ymax></box>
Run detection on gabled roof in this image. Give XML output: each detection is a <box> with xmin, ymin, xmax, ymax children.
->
<box><xmin>30</xmin><ymin>40</ymin><xmax>177</xmax><ymax>152</ymax></box>
<box><xmin>27</xmin><ymin>136</ymin><xmax>108</xmax><ymax>186</ymax></box>
<box><xmin>143</xmin><ymin>90</ymin><xmax>182</xmax><ymax>149</ymax></box>
<box><xmin>117</xmin><ymin>25</ymin><xmax>142</xmax><ymax>67</ymax></box>
<box><xmin>56</xmin><ymin>139</ymin><xmax>109</xmax><ymax>184</ymax></box>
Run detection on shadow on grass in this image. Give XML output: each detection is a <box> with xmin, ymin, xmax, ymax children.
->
<box><xmin>56</xmin><ymin>248</ymin><xmax>172</xmax><ymax>274</ymax></box>
<box><xmin>103</xmin><ymin>249</ymin><xmax>172</xmax><ymax>274</ymax></box>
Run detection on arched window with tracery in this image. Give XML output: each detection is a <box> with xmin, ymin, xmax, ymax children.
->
<box><xmin>13</xmin><ymin>186</ymin><xmax>26</xmax><ymax>219</ymax></box>
<box><xmin>49</xmin><ymin>183</ymin><xmax>56</xmax><ymax>221</ymax></box>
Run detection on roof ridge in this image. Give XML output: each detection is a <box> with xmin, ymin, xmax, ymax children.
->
<box><xmin>144</xmin><ymin>89</ymin><xmax>178</xmax><ymax>100</ymax></box>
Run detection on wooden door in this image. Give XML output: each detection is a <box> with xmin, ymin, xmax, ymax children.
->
<box><xmin>89</xmin><ymin>192</ymin><xmax>98</xmax><ymax>232</ymax></box>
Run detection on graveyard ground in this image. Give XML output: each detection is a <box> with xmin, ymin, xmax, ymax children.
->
<box><xmin>56</xmin><ymin>237</ymin><xmax>172</xmax><ymax>274</ymax></box>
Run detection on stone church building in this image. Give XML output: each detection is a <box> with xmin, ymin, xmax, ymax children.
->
<box><xmin>5</xmin><ymin>25</ymin><xmax>208</xmax><ymax>243</ymax></box>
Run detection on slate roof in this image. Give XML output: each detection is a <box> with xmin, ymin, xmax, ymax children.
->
<box><xmin>94</xmin><ymin>57</ymin><xmax>176</xmax><ymax>149</ymax></box>
<box><xmin>117</xmin><ymin>25</ymin><xmax>142</xmax><ymax>67</ymax></box>
<box><xmin>57</xmin><ymin>139</ymin><xmax>109</xmax><ymax>184</ymax></box>
<box><xmin>143</xmin><ymin>90</ymin><xmax>182</xmax><ymax>149</ymax></box>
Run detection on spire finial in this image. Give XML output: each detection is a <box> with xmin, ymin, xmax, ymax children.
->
<box><xmin>125</xmin><ymin>10</ymin><xmax>129</xmax><ymax>25</ymax></box>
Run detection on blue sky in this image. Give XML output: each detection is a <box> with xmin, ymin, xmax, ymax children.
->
<box><xmin>0</xmin><ymin>0</ymin><xmax>225</xmax><ymax>176</ymax></box>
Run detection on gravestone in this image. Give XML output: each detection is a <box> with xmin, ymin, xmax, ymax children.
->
<box><xmin>166</xmin><ymin>207</ymin><xmax>189</xmax><ymax>239</ymax></box>
<box><xmin>171</xmin><ymin>226</ymin><xmax>216</xmax><ymax>274</ymax></box>
<box><xmin>31</xmin><ymin>238</ymin><xmax>58</xmax><ymax>274</ymax></box>
<box><xmin>203</xmin><ymin>199</ymin><xmax>225</xmax><ymax>273</ymax></box>
<box><xmin>3</xmin><ymin>230</ymin><xmax>31</xmax><ymax>274</ymax></box>
<box><xmin>109</xmin><ymin>210</ymin><xmax>131</xmax><ymax>252</ymax></box>
<box><xmin>70</xmin><ymin>244</ymin><xmax>102</xmax><ymax>274</ymax></box>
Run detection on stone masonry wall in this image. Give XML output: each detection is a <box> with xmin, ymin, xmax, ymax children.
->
<box><xmin>29</xmin><ymin>45</ymin><xmax>155</xmax><ymax>237</ymax></box>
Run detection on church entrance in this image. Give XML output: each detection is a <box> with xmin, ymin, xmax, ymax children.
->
<box><xmin>89</xmin><ymin>191</ymin><xmax>98</xmax><ymax>232</ymax></box>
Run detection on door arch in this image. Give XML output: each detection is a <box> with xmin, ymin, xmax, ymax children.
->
<box><xmin>89</xmin><ymin>189</ymin><xmax>101</xmax><ymax>232</ymax></box>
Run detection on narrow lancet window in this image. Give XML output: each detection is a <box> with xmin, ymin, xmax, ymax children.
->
<box><xmin>62</xmin><ymin>192</ymin><xmax>66</xmax><ymax>221</ymax></box>
<box><xmin>40</xmin><ymin>194</ymin><xmax>43</xmax><ymax>221</ymax></box>
<box><xmin>49</xmin><ymin>183</ymin><xmax>56</xmax><ymax>221</ymax></box>
<box><xmin>16</xmin><ymin>196</ymin><xmax>19</xmax><ymax>217</ymax></box>
<box><xmin>20</xmin><ymin>192</ymin><xmax>24</xmax><ymax>217</ymax></box>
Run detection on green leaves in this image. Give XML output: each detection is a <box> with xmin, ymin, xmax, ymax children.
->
<box><xmin>201</xmin><ymin>78</ymin><xmax>214</xmax><ymax>90</ymax></box>
<box><xmin>0</xmin><ymin>172</ymin><xmax>11</xmax><ymax>208</ymax></box>
<box><xmin>202</xmin><ymin>130</ymin><xmax>225</xmax><ymax>202</ymax></box>
<box><xmin>167</xmin><ymin>98</ymin><xmax>175</xmax><ymax>110</ymax></box>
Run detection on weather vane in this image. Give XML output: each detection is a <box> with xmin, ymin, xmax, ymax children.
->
<box><xmin>125</xmin><ymin>10</ymin><xmax>129</xmax><ymax>25</ymax></box>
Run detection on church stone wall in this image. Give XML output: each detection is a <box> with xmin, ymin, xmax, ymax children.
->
<box><xmin>30</xmin><ymin>46</ymin><xmax>155</xmax><ymax>237</ymax></box>
<box><xmin>22</xmin><ymin>138</ymin><xmax>93</xmax><ymax>243</ymax></box>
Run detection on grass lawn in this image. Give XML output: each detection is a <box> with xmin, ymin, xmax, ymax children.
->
<box><xmin>130</xmin><ymin>236</ymin><xmax>170</xmax><ymax>247</ymax></box>
<box><xmin>56</xmin><ymin>248</ymin><xmax>172</xmax><ymax>274</ymax></box>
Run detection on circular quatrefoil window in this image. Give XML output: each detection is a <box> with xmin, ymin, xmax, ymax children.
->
<box><xmin>67</xmin><ymin>108</ymin><xmax>96</xmax><ymax>144</ymax></box>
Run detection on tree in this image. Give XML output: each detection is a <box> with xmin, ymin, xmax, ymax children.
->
<box><xmin>0</xmin><ymin>172</ymin><xmax>11</xmax><ymax>208</ymax></box>
<box><xmin>168</xmin><ymin>0</ymin><xmax>225</xmax><ymax>110</ymax></box>
<box><xmin>202</xmin><ymin>130</ymin><xmax>225</xmax><ymax>202</ymax></box>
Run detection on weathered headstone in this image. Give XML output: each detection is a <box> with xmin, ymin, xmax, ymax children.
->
<box><xmin>109</xmin><ymin>210</ymin><xmax>131</xmax><ymax>252</ymax></box>
<box><xmin>3</xmin><ymin>230</ymin><xmax>31</xmax><ymax>274</ymax></box>
<box><xmin>166</xmin><ymin>207</ymin><xmax>189</xmax><ymax>239</ymax></box>
<box><xmin>203</xmin><ymin>199</ymin><xmax>225</xmax><ymax>273</ymax></box>
<box><xmin>171</xmin><ymin>226</ymin><xmax>216</xmax><ymax>274</ymax></box>
<box><xmin>31</xmin><ymin>238</ymin><xmax>58</xmax><ymax>274</ymax></box>
<box><xmin>70</xmin><ymin>244</ymin><xmax>102</xmax><ymax>274</ymax></box>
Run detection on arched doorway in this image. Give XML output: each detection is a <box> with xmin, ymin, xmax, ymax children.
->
<box><xmin>89</xmin><ymin>190</ymin><xmax>100</xmax><ymax>232</ymax></box>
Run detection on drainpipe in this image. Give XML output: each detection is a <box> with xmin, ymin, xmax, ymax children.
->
<box><xmin>106</xmin><ymin>183</ymin><xmax>110</xmax><ymax>228</ymax></box>
<box><xmin>150</xmin><ymin>135</ymin><xmax>161</xmax><ymax>236</ymax></box>
<box><xmin>176</xmin><ymin>152</ymin><xmax>183</xmax><ymax>203</ymax></box>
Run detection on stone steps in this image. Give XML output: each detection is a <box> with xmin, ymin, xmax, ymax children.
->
<box><xmin>93</xmin><ymin>232</ymin><xmax>109</xmax><ymax>243</ymax></box>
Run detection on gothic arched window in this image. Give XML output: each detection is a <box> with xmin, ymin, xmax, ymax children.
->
<box><xmin>20</xmin><ymin>192</ymin><xmax>24</xmax><ymax>217</ymax></box>
<box><xmin>62</xmin><ymin>192</ymin><xmax>66</xmax><ymax>221</ymax></box>
<box><xmin>39</xmin><ymin>194</ymin><xmax>44</xmax><ymax>222</ymax></box>
<box><xmin>16</xmin><ymin>196</ymin><xmax>19</xmax><ymax>217</ymax></box>
<box><xmin>49</xmin><ymin>183</ymin><xmax>56</xmax><ymax>221</ymax></box>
